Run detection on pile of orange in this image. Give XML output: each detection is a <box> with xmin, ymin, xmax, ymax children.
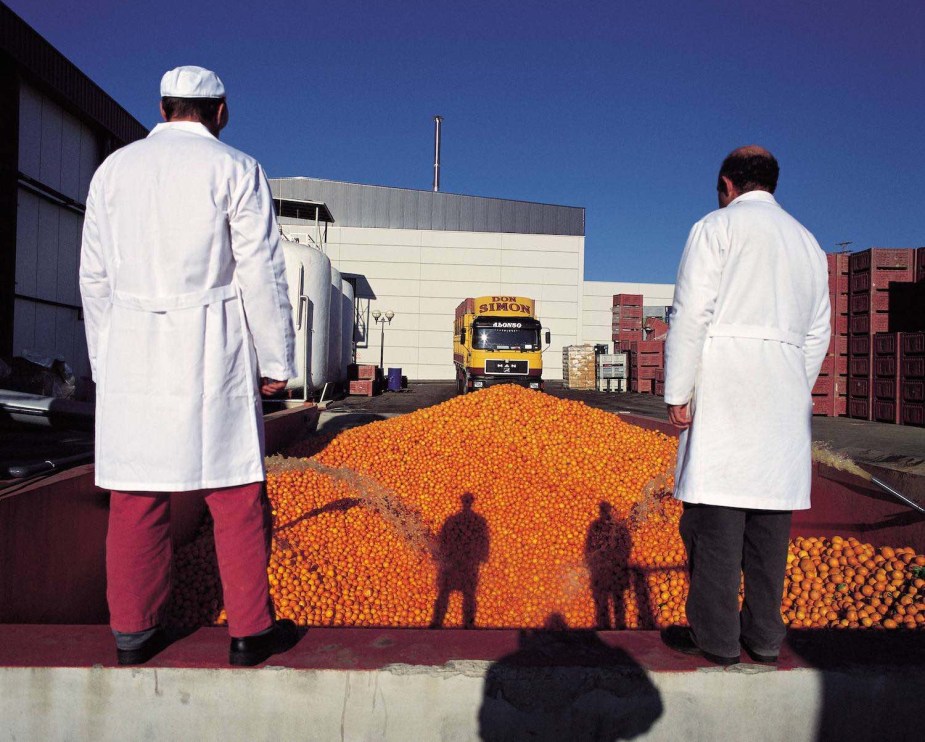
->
<box><xmin>165</xmin><ymin>384</ymin><xmax>925</xmax><ymax>631</ymax></box>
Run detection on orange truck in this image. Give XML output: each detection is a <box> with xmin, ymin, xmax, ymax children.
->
<box><xmin>453</xmin><ymin>295</ymin><xmax>550</xmax><ymax>394</ymax></box>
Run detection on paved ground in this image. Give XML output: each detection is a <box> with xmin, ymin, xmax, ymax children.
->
<box><xmin>326</xmin><ymin>381</ymin><xmax>925</xmax><ymax>476</ymax></box>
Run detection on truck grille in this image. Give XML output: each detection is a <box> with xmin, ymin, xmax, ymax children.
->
<box><xmin>486</xmin><ymin>360</ymin><xmax>529</xmax><ymax>375</ymax></box>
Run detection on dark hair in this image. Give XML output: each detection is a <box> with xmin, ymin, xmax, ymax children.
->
<box><xmin>718</xmin><ymin>149</ymin><xmax>779</xmax><ymax>194</ymax></box>
<box><xmin>161</xmin><ymin>96</ymin><xmax>223</xmax><ymax>122</ymax></box>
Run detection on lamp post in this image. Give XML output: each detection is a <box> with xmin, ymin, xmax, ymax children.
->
<box><xmin>371</xmin><ymin>309</ymin><xmax>394</xmax><ymax>371</ymax></box>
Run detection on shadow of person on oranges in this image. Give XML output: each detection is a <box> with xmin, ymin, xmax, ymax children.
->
<box><xmin>585</xmin><ymin>501</ymin><xmax>656</xmax><ymax>629</ymax></box>
<box><xmin>430</xmin><ymin>492</ymin><xmax>490</xmax><ymax>628</ymax></box>
<box><xmin>478</xmin><ymin>612</ymin><xmax>663</xmax><ymax>741</ymax></box>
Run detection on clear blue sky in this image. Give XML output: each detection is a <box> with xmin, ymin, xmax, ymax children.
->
<box><xmin>10</xmin><ymin>0</ymin><xmax>925</xmax><ymax>283</ymax></box>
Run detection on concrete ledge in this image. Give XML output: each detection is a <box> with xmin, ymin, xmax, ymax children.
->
<box><xmin>1</xmin><ymin>626</ymin><xmax>923</xmax><ymax>741</ymax></box>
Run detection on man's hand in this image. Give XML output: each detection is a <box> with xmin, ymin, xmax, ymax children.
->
<box><xmin>260</xmin><ymin>378</ymin><xmax>287</xmax><ymax>397</ymax></box>
<box><xmin>667</xmin><ymin>403</ymin><xmax>692</xmax><ymax>430</ymax></box>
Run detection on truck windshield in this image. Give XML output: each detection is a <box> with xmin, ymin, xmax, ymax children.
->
<box><xmin>473</xmin><ymin>325</ymin><xmax>541</xmax><ymax>351</ymax></box>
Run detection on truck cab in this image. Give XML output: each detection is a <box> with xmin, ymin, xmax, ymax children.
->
<box><xmin>454</xmin><ymin>296</ymin><xmax>550</xmax><ymax>394</ymax></box>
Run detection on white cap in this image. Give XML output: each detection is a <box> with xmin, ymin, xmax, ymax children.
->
<box><xmin>160</xmin><ymin>66</ymin><xmax>226</xmax><ymax>99</ymax></box>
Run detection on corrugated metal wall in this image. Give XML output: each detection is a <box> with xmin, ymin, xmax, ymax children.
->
<box><xmin>270</xmin><ymin>178</ymin><xmax>585</xmax><ymax>237</ymax></box>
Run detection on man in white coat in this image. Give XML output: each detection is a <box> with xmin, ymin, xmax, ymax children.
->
<box><xmin>662</xmin><ymin>146</ymin><xmax>830</xmax><ymax>665</ymax></box>
<box><xmin>80</xmin><ymin>66</ymin><xmax>299</xmax><ymax>666</ymax></box>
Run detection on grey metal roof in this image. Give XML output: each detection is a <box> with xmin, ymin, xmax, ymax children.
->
<box><xmin>269</xmin><ymin>177</ymin><xmax>585</xmax><ymax>236</ymax></box>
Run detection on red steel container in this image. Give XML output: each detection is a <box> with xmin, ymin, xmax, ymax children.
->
<box><xmin>848</xmin><ymin>248</ymin><xmax>915</xmax><ymax>273</ymax></box>
<box><xmin>613</xmin><ymin>293</ymin><xmax>643</xmax><ymax>307</ymax></box>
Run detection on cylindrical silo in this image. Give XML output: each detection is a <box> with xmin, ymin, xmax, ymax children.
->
<box><xmin>341</xmin><ymin>280</ymin><xmax>355</xmax><ymax>374</ymax></box>
<box><xmin>327</xmin><ymin>268</ymin><xmax>343</xmax><ymax>384</ymax></box>
<box><xmin>281</xmin><ymin>238</ymin><xmax>332</xmax><ymax>397</ymax></box>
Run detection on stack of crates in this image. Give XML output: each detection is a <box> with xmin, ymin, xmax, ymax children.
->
<box><xmin>901</xmin><ymin>333</ymin><xmax>925</xmax><ymax>427</ymax></box>
<box><xmin>347</xmin><ymin>363</ymin><xmax>380</xmax><ymax>396</ymax></box>
<box><xmin>813</xmin><ymin>253</ymin><xmax>849</xmax><ymax>416</ymax></box>
<box><xmin>629</xmin><ymin>340</ymin><xmax>664</xmax><ymax>394</ymax></box>
<box><xmin>654</xmin><ymin>368</ymin><xmax>665</xmax><ymax>396</ymax></box>
<box><xmin>612</xmin><ymin>294</ymin><xmax>643</xmax><ymax>350</ymax></box>
<box><xmin>596</xmin><ymin>352</ymin><xmax>627</xmax><ymax>392</ymax></box>
<box><xmin>847</xmin><ymin>248</ymin><xmax>916</xmax><ymax>420</ymax></box>
<box><xmin>562</xmin><ymin>345</ymin><xmax>597</xmax><ymax>390</ymax></box>
<box><xmin>872</xmin><ymin>333</ymin><xmax>902</xmax><ymax>423</ymax></box>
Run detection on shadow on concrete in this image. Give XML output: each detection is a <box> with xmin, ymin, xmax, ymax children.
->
<box><xmin>478</xmin><ymin>613</ymin><xmax>663</xmax><ymax>741</ymax></box>
<box><xmin>785</xmin><ymin>630</ymin><xmax>925</xmax><ymax>741</ymax></box>
<box><xmin>430</xmin><ymin>493</ymin><xmax>489</xmax><ymax>629</ymax></box>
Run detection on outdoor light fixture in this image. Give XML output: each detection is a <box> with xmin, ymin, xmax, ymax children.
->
<box><xmin>372</xmin><ymin>309</ymin><xmax>395</xmax><ymax>370</ymax></box>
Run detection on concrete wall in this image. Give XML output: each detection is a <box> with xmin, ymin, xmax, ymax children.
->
<box><xmin>581</xmin><ymin>281</ymin><xmax>676</xmax><ymax>348</ymax></box>
<box><xmin>280</xmin><ymin>221</ymin><xmax>585</xmax><ymax>380</ymax></box>
<box><xmin>2</xmin><ymin>662</ymin><xmax>921</xmax><ymax>742</ymax></box>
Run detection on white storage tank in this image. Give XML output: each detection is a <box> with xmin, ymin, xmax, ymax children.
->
<box><xmin>281</xmin><ymin>237</ymin><xmax>332</xmax><ymax>397</ymax></box>
<box><xmin>328</xmin><ymin>268</ymin><xmax>343</xmax><ymax>383</ymax></box>
<box><xmin>341</xmin><ymin>280</ymin><xmax>355</xmax><ymax>373</ymax></box>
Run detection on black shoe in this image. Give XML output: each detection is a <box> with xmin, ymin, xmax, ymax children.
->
<box><xmin>116</xmin><ymin>628</ymin><xmax>169</xmax><ymax>666</ymax></box>
<box><xmin>661</xmin><ymin>626</ymin><xmax>739</xmax><ymax>666</ymax></box>
<box><xmin>740</xmin><ymin>639</ymin><xmax>778</xmax><ymax>664</ymax></box>
<box><xmin>229</xmin><ymin>619</ymin><xmax>299</xmax><ymax>666</ymax></box>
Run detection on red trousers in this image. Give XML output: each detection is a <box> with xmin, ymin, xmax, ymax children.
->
<box><xmin>106</xmin><ymin>482</ymin><xmax>274</xmax><ymax>638</ymax></box>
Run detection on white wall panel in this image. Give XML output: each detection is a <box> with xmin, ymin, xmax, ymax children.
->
<box><xmin>338</xmin><ymin>259</ymin><xmax>421</xmax><ymax>281</ymax></box>
<box><xmin>55</xmin><ymin>211</ymin><xmax>81</xmax><ymax>304</ymax></box>
<box><xmin>425</xmin><ymin>231</ymin><xmax>502</xmax><ymax>249</ymax></box>
<box><xmin>336</xmin><ymin>242</ymin><xmax>421</xmax><ymax>263</ymax></box>
<box><xmin>502</xmin><ymin>233</ymin><xmax>583</xmax><ymax>253</ymax></box>
<box><xmin>36</xmin><ymin>201</ymin><xmax>60</xmax><ymax>299</ymax></box>
<box><xmin>420</xmin><ymin>279</ymin><xmax>503</xmax><ymax>299</ymax></box>
<box><xmin>12</xmin><ymin>300</ymin><xmax>35</xmax><ymax>358</ymax></box>
<box><xmin>59</xmin><ymin>115</ymin><xmax>82</xmax><ymax>201</ymax></box>
<box><xmin>338</xmin><ymin>226</ymin><xmax>423</xmax><ymax>247</ymax></box>
<box><xmin>501</xmin><ymin>249</ymin><xmax>578</xmax><ymax>270</ymax></box>
<box><xmin>421</xmin><ymin>245</ymin><xmax>501</xmax><ymax>265</ymax></box>
<box><xmin>500</xmin><ymin>265</ymin><xmax>578</xmax><ymax>286</ymax></box>
<box><xmin>38</xmin><ymin>99</ymin><xmax>63</xmax><ymax>192</ymax></box>
<box><xmin>363</xmin><ymin>278</ymin><xmax>422</xmax><ymax>297</ymax></box>
<box><xmin>18</xmin><ymin>85</ymin><xmax>43</xmax><ymax>180</ymax></box>
<box><xmin>15</xmin><ymin>190</ymin><xmax>40</xmax><ymax>296</ymax></box>
<box><xmin>78</xmin><ymin>127</ymin><xmax>99</xmax><ymax>202</ymax></box>
<box><xmin>419</xmin><ymin>262</ymin><xmax>500</xmax><ymax>283</ymax></box>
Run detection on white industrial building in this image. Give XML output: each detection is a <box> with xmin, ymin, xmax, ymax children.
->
<box><xmin>272</xmin><ymin>177</ymin><xmax>674</xmax><ymax>381</ymax></box>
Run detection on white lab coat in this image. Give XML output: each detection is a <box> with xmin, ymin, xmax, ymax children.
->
<box><xmin>664</xmin><ymin>191</ymin><xmax>831</xmax><ymax>511</ymax></box>
<box><xmin>80</xmin><ymin>122</ymin><xmax>296</xmax><ymax>491</ymax></box>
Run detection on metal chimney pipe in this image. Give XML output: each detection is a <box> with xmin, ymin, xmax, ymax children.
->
<box><xmin>432</xmin><ymin>115</ymin><xmax>443</xmax><ymax>192</ymax></box>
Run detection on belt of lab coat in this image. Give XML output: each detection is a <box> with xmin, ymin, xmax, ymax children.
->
<box><xmin>110</xmin><ymin>284</ymin><xmax>237</xmax><ymax>312</ymax></box>
<box><xmin>708</xmin><ymin>323</ymin><xmax>804</xmax><ymax>349</ymax></box>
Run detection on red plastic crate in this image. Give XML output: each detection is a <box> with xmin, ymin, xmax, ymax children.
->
<box><xmin>849</xmin><ymin>313</ymin><xmax>890</xmax><ymax>335</ymax></box>
<box><xmin>630</xmin><ymin>378</ymin><xmax>653</xmax><ymax>394</ymax></box>
<box><xmin>849</xmin><ymin>267</ymin><xmax>915</xmax><ymax>293</ymax></box>
<box><xmin>812</xmin><ymin>394</ymin><xmax>847</xmax><ymax>417</ymax></box>
<box><xmin>827</xmin><ymin>334</ymin><xmax>848</xmax><ymax>355</ymax></box>
<box><xmin>873</xmin><ymin>332</ymin><xmax>899</xmax><ymax>355</ymax></box>
<box><xmin>348</xmin><ymin>363</ymin><xmax>378</xmax><ymax>381</ymax></box>
<box><xmin>849</xmin><ymin>378</ymin><xmax>869</xmax><ymax>397</ymax></box>
<box><xmin>902</xmin><ymin>357</ymin><xmax>925</xmax><ymax>379</ymax></box>
<box><xmin>848</xmin><ymin>248</ymin><xmax>915</xmax><ymax>273</ymax></box>
<box><xmin>831</xmin><ymin>313</ymin><xmax>848</xmax><ymax>335</ymax></box>
<box><xmin>916</xmin><ymin>247</ymin><xmax>925</xmax><ymax>283</ymax></box>
<box><xmin>849</xmin><ymin>335</ymin><xmax>870</xmax><ymax>356</ymax></box>
<box><xmin>348</xmin><ymin>380</ymin><xmax>377</xmax><ymax>396</ymax></box>
<box><xmin>901</xmin><ymin>401</ymin><xmax>924</xmax><ymax>427</ymax></box>
<box><xmin>849</xmin><ymin>357</ymin><xmax>870</xmax><ymax>378</ymax></box>
<box><xmin>612</xmin><ymin>329</ymin><xmax>643</xmax><ymax>344</ymax></box>
<box><xmin>812</xmin><ymin>376</ymin><xmax>834</xmax><ymax>395</ymax></box>
<box><xmin>848</xmin><ymin>397</ymin><xmax>871</xmax><ymax>420</ymax></box>
<box><xmin>613</xmin><ymin>293</ymin><xmax>644</xmax><ymax>307</ymax></box>
<box><xmin>611</xmin><ymin>319</ymin><xmax>643</xmax><ymax>332</ymax></box>
<box><xmin>612</xmin><ymin>305</ymin><xmax>643</xmax><ymax>320</ymax></box>
<box><xmin>654</xmin><ymin>368</ymin><xmax>665</xmax><ymax>382</ymax></box>
<box><xmin>631</xmin><ymin>365</ymin><xmax>660</xmax><ymax>380</ymax></box>
<box><xmin>874</xmin><ymin>357</ymin><xmax>899</xmax><ymax>379</ymax></box>
<box><xmin>872</xmin><ymin>399</ymin><xmax>899</xmax><ymax>424</ymax></box>
<box><xmin>849</xmin><ymin>291</ymin><xmax>891</xmax><ymax>314</ymax></box>
<box><xmin>873</xmin><ymin>379</ymin><xmax>898</xmax><ymax>400</ymax></box>
<box><xmin>827</xmin><ymin>252</ymin><xmax>850</xmax><ymax>274</ymax></box>
<box><xmin>653</xmin><ymin>381</ymin><xmax>665</xmax><ymax>396</ymax></box>
<box><xmin>903</xmin><ymin>333</ymin><xmax>925</xmax><ymax>356</ymax></box>
<box><xmin>902</xmin><ymin>380</ymin><xmax>925</xmax><ymax>403</ymax></box>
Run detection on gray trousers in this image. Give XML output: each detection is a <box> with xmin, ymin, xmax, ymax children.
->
<box><xmin>679</xmin><ymin>503</ymin><xmax>792</xmax><ymax>658</ymax></box>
